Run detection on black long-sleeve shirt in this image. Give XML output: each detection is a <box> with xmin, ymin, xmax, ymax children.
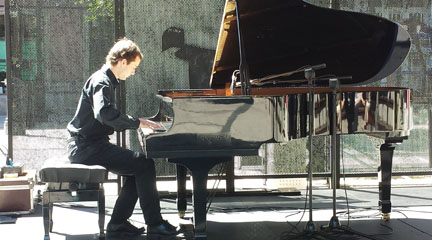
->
<box><xmin>67</xmin><ymin>65</ymin><xmax>140</xmax><ymax>140</ymax></box>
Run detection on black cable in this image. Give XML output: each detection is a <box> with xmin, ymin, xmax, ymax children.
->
<box><xmin>393</xmin><ymin>208</ymin><xmax>432</xmax><ymax>214</ymax></box>
<box><xmin>206</xmin><ymin>162</ymin><xmax>226</xmax><ymax>213</ymax></box>
<box><xmin>397</xmin><ymin>219</ymin><xmax>432</xmax><ymax>238</ymax></box>
<box><xmin>0</xmin><ymin>144</ymin><xmax>7</xmax><ymax>157</ymax></box>
<box><xmin>333</xmin><ymin>204</ymin><xmax>432</xmax><ymax>238</ymax></box>
<box><xmin>320</xmin><ymin>122</ymin><xmax>383</xmax><ymax>240</ymax></box>
<box><xmin>210</xmin><ymin>205</ymin><xmax>301</xmax><ymax>214</ymax></box>
<box><xmin>328</xmin><ymin>198</ymin><xmax>395</xmax><ymax>237</ymax></box>
<box><xmin>393</xmin><ymin>209</ymin><xmax>409</xmax><ymax>218</ymax></box>
<box><xmin>284</xmin><ymin>209</ymin><xmax>307</xmax><ymax>232</ymax></box>
<box><xmin>378</xmin><ymin>221</ymin><xmax>393</xmax><ymax>234</ymax></box>
<box><xmin>338</xmin><ymin>137</ymin><xmax>393</xmax><ymax>239</ymax></box>
<box><xmin>279</xmin><ymin>178</ymin><xmax>310</xmax><ymax>239</ymax></box>
<box><xmin>337</xmin><ymin>208</ymin><xmax>382</xmax><ymax>220</ymax></box>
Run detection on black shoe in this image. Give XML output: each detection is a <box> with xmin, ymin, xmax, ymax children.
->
<box><xmin>148</xmin><ymin>220</ymin><xmax>180</xmax><ymax>236</ymax></box>
<box><xmin>106</xmin><ymin>220</ymin><xmax>145</xmax><ymax>237</ymax></box>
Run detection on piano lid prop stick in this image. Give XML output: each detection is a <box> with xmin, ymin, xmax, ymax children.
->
<box><xmin>230</xmin><ymin>70</ymin><xmax>240</xmax><ymax>95</ymax></box>
<box><xmin>235</xmin><ymin>0</ymin><xmax>252</xmax><ymax>95</ymax></box>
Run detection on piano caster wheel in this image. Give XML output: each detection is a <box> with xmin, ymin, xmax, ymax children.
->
<box><xmin>382</xmin><ymin>213</ymin><xmax>390</xmax><ymax>221</ymax></box>
<box><xmin>178</xmin><ymin>210</ymin><xmax>186</xmax><ymax>218</ymax></box>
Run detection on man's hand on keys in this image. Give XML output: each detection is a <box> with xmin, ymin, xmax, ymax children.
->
<box><xmin>139</xmin><ymin>118</ymin><xmax>162</xmax><ymax>131</ymax></box>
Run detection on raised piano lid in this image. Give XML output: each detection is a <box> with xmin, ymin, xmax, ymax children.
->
<box><xmin>209</xmin><ymin>0</ymin><xmax>411</xmax><ymax>88</ymax></box>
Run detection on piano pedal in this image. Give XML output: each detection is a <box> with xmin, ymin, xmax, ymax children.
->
<box><xmin>179</xmin><ymin>223</ymin><xmax>195</xmax><ymax>240</ymax></box>
<box><xmin>381</xmin><ymin>213</ymin><xmax>390</xmax><ymax>221</ymax></box>
<box><xmin>178</xmin><ymin>210</ymin><xmax>186</xmax><ymax>219</ymax></box>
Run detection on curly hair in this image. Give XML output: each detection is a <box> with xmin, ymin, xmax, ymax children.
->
<box><xmin>105</xmin><ymin>38</ymin><xmax>142</xmax><ymax>65</ymax></box>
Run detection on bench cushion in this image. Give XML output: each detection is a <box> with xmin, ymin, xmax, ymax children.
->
<box><xmin>39</xmin><ymin>156</ymin><xmax>107</xmax><ymax>183</ymax></box>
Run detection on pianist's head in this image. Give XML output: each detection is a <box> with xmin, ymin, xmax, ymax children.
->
<box><xmin>106</xmin><ymin>38</ymin><xmax>143</xmax><ymax>80</ymax></box>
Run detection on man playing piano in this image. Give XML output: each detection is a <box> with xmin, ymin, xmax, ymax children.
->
<box><xmin>66</xmin><ymin>38</ymin><xmax>179</xmax><ymax>238</ymax></box>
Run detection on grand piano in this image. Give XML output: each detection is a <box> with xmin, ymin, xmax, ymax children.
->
<box><xmin>138</xmin><ymin>0</ymin><xmax>412</xmax><ymax>239</ymax></box>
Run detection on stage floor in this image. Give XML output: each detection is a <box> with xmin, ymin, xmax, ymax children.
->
<box><xmin>1</xmin><ymin>183</ymin><xmax>432</xmax><ymax>240</ymax></box>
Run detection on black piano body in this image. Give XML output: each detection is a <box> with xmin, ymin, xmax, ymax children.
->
<box><xmin>138</xmin><ymin>0</ymin><xmax>412</xmax><ymax>239</ymax></box>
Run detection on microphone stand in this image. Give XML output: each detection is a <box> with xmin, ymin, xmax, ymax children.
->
<box><xmin>304</xmin><ymin>66</ymin><xmax>318</xmax><ymax>233</ymax></box>
<box><xmin>320</xmin><ymin>77</ymin><xmax>379</xmax><ymax>240</ymax></box>
<box><xmin>287</xmin><ymin>64</ymin><xmax>335</xmax><ymax>240</ymax></box>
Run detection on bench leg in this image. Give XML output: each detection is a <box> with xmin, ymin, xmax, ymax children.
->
<box><xmin>49</xmin><ymin>203</ymin><xmax>53</xmax><ymax>232</ymax></box>
<box><xmin>42</xmin><ymin>192</ymin><xmax>51</xmax><ymax>240</ymax></box>
<box><xmin>98</xmin><ymin>188</ymin><xmax>105</xmax><ymax>239</ymax></box>
<box><xmin>42</xmin><ymin>184</ymin><xmax>106</xmax><ymax>239</ymax></box>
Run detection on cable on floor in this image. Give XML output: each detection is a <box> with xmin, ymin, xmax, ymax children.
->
<box><xmin>397</xmin><ymin>219</ymin><xmax>432</xmax><ymax>238</ymax></box>
<box><xmin>206</xmin><ymin>162</ymin><xmax>226</xmax><ymax>213</ymax></box>
<box><xmin>279</xmin><ymin>177</ymin><xmax>310</xmax><ymax>239</ymax></box>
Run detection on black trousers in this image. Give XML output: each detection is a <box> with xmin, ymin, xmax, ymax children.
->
<box><xmin>67</xmin><ymin>137</ymin><xmax>163</xmax><ymax>226</ymax></box>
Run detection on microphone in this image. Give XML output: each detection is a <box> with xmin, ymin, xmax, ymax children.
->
<box><xmin>306</xmin><ymin>63</ymin><xmax>326</xmax><ymax>71</ymax></box>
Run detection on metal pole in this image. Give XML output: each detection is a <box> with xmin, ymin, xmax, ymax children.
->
<box><xmin>330</xmin><ymin>80</ymin><xmax>339</xmax><ymax>221</ymax></box>
<box><xmin>115</xmin><ymin>0</ymin><xmax>126</xmax><ymax>148</ymax></box>
<box><xmin>336</xmin><ymin>135</ymin><xmax>341</xmax><ymax>189</ymax></box>
<box><xmin>114</xmin><ymin>0</ymin><xmax>125</xmax><ymax>39</ymax></box>
<box><xmin>114</xmin><ymin>0</ymin><xmax>125</xmax><ymax>192</ymax></box>
<box><xmin>332</xmin><ymin>0</ymin><xmax>342</xmax><ymax>191</ymax></box>
<box><xmin>5</xmin><ymin>0</ymin><xmax>13</xmax><ymax>163</ymax></box>
<box><xmin>305</xmin><ymin>68</ymin><xmax>316</xmax><ymax>231</ymax></box>
<box><xmin>429</xmin><ymin>110</ymin><xmax>432</xmax><ymax>168</ymax></box>
<box><xmin>114</xmin><ymin>0</ymin><xmax>125</xmax><ymax>148</ymax></box>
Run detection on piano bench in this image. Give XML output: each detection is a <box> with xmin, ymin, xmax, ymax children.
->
<box><xmin>38</xmin><ymin>156</ymin><xmax>107</xmax><ymax>240</ymax></box>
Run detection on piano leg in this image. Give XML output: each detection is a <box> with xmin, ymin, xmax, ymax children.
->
<box><xmin>191</xmin><ymin>169</ymin><xmax>210</xmax><ymax>240</ymax></box>
<box><xmin>169</xmin><ymin>157</ymin><xmax>231</xmax><ymax>240</ymax></box>
<box><xmin>378</xmin><ymin>140</ymin><xmax>396</xmax><ymax>220</ymax></box>
<box><xmin>176</xmin><ymin>165</ymin><xmax>188</xmax><ymax>218</ymax></box>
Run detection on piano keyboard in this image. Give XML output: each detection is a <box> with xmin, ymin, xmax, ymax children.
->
<box><xmin>139</xmin><ymin>121</ymin><xmax>173</xmax><ymax>136</ymax></box>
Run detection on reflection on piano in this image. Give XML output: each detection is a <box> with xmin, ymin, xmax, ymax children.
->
<box><xmin>138</xmin><ymin>0</ymin><xmax>412</xmax><ymax>239</ymax></box>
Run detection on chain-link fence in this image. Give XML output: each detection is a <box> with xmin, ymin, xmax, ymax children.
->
<box><xmin>3</xmin><ymin>0</ymin><xmax>432</xmax><ymax>183</ymax></box>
